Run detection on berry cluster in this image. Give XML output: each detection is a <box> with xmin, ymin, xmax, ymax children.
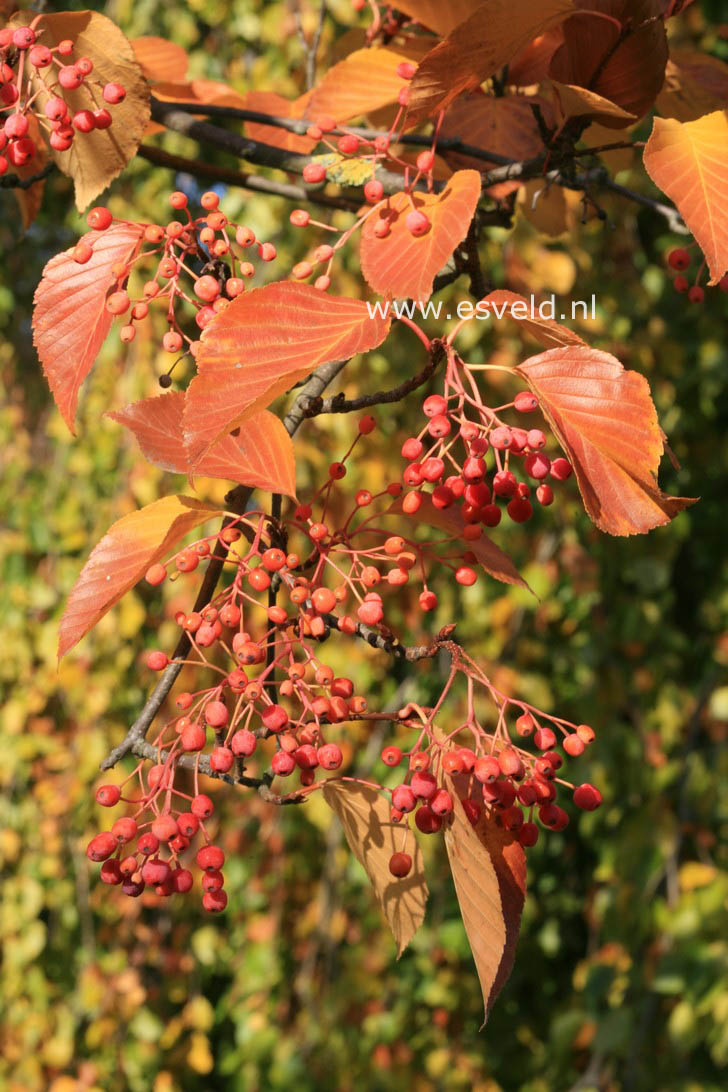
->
<box><xmin>668</xmin><ymin>245</ymin><xmax>728</xmax><ymax>302</ymax></box>
<box><xmin>86</xmin><ymin>416</ymin><xmax>599</xmax><ymax>909</ymax></box>
<box><xmin>73</xmin><ymin>192</ymin><xmax>277</xmax><ymax>372</ymax></box>
<box><xmin>0</xmin><ymin>18</ymin><xmax>126</xmax><ymax>175</ymax></box>
<box><xmin>399</xmin><ymin>356</ymin><xmax>573</xmax><ymax>533</ymax></box>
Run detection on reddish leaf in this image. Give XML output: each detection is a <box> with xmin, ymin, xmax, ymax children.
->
<box><xmin>516</xmin><ymin>346</ymin><xmax>697</xmax><ymax>535</ymax></box>
<box><xmin>507</xmin><ymin>29</ymin><xmax>565</xmax><ymax>86</ymax></box>
<box><xmin>439</xmin><ymin>94</ymin><xmax>552</xmax><ymax>197</ymax></box>
<box><xmin>390</xmin><ymin>493</ymin><xmax>527</xmax><ymax>589</ymax></box>
<box><xmin>306</xmin><ymin>40</ymin><xmax>434</xmax><ymax>125</ymax></box>
<box><xmin>58</xmin><ymin>496</ymin><xmax>219</xmax><ymax>659</ymax></box>
<box><xmin>480</xmin><ymin>290</ymin><xmax>586</xmax><ymax>347</ymax></box>
<box><xmin>360</xmin><ymin>169</ymin><xmax>481</xmax><ymax>302</ymax></box>
<box><xmin>132</xmin><ymin>36</ymin><xmax>188</xmax><ymax>82</ymax></box>
<box><xmin>443</xmin><ymin>777</ymin><xmax>526</xmax><ymax>1023</ymax></box>
<box><xmin>109</xmin><ymin>392</ymin><xmax>297</xmax><ymax>498</ymax></box>
<box><xmin>243</xmin><ymin>90</ymin><xmax>316</xmax><ymax>155</ymax></box>
<box><xmin>184</xmin><ymin>283</ymin><xmax>391</xmax><ymax>463</ymax></box>
<box><xmin>322</xmin><ymin>781</ymin><xmax>428</xmax><ymax>956</ymax></box>
<box><xmin>407</xmin><ymin>0</ymin><xmax>575</xmax><ymax>123</ymax></box>
<box><xmin>643</xmin><ymin>110</ymin><xmax>728</xmax><ymax>285</ymax></box>
<box><xmin>657</xmin><ymin>51</ymin><xmax>728</xmax><ymax>123</ymax></box>
<box><xmin>548</xmin><ymin>1</ymin><xmax>667</xmax><ymax>127</ymax></box>
<box><xmin>33</xmin><ymin>223</ymin><xmax>145</xmax><ymax>431</ymax></box>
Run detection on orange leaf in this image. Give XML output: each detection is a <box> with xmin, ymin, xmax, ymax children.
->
<box><xmin>109</xmin><ymin>392</ymin><xmax>297</xmax><ymax>498</ymax></box>
<box><xmin>390</xmin><ymin>493</ymin><xmax>528</xmax><ymax>589</ymax></box>
<box><xmin>407</xmin><ymin>0</ymin><xmax>575</xmax><ymax>123</ymax></box>
<box><xmin>12</xmin><ymin>10</ymin><xmax>151</xmax><ymax>210</ymax></box>
<box><xmin>184</xmin><ymin>283</ymin><xmax>391</xmax><ymax>463</ymax></box>
<box><xmin>439</xmin><ymin>93</ymin><xmax>551</xmax><ymax>197</ymax></box>
<box><xmin>306</xmin><ymin>40</ymin><xmax>435</xmax><ymax>125</ymax></box>
<box><xmin>548</xmin><ymin>1</ymin><xmax>667</xmax><ymax>127</ymax></box>
<box><xmin>516</xmin><ymin>346</ymin><xmax>697</xmax><ymax>535</ymax></box>
<box><xmin>480</xmin><ymin>290</ymin><xmax>586</xmax><ymax>347</ymax></box>
<box><xmin>443</xmin><ymin>779</ymin><xmax>526</xmax><ymax>1024</ymax></box>
<box><xmin>132</xmin><ymin>36</ymin><xmax>188</xmax><ymax>83</ymax></box>
<box><xmin>242</xmin><ymin>90</ymin><xmax>315</xmax><ymax>155</ymax></box>
<box><xmin>58</xmin><ymin>496</ymin><xmax>219</xmax><ymax>659</ymax></box>
<box><xmin>643</xmin><ymin>110</ymin><xmax>728</xmax><ymax>285</ymax></box>
<box><xmin>384</xmin><ymin>1</ymin><xmax>483</xmax><ymax>37</ymax></box>
<box><xmin>360</xmin><ymin>169</ymin><xmax>481</xmax><ymax>302</ymax></box>
<box><xmin>33</xmin><ymin>223</ymin><xmax>145</xmax><ymax>431</ymax></box>
<box><xmin>657</xmin><ymin>51</ymin><xmax>728</xmax><ymax>123</ymax></box>
<box><xmin>322</xmin><ymin>780</ymin><xmax>428</xmax><ymax>956</ymax></box>
<box><xmin>507</xmin><ymin>29</ymin><xmax>565</xmax><ymax>87</ymax></box>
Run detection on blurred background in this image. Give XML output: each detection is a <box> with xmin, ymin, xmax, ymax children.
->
<box><xmin>1</xmin><ymin>2</ymin><xmax>727</xmax><ymax>1090</ymax></box>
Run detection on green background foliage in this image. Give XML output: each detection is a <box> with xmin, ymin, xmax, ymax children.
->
<box><xmin>1</xmin><ymin>2</ymin><xmax>727</xmax><ymax>1090</ymax></box>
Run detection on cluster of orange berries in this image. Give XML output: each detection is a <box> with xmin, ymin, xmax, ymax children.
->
<box><xmin>72</xmin><ymin>192</ymin><xmax>277</xmax><ymax>368</ymax></box>
<box><xmin>0</xmin><ymin>19</ymin><xmax>126</xmax><ymax>176</ymax></box>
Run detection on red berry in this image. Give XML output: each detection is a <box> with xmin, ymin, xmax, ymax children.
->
<box><xmin>191</xmin><ymin>794</ymin><xmax>214</xmax><ymax>819</ymax></box>
<box><xmin>197</xmin><ymin>844</ymin><xmax>225</xmax><ymax>872</ymax></box>
<box><xmin>518</xmin><ymin>822</ymin><xmax>539</xmax><ymax>847</ymax></box>
<box><xmin>406</xmin><ymin>210</ymin><xmax>430</xmax><ymax>237</ymax></box>
<box><xmin>12</xmin><ymin>26</ymin><xmax>36</xmax><ymax>49</ymax></box>
<box><xmin>573</xmin><ymin>783</ymin><xmax>602</xmax><ymax>811</ymax></box>
<box><xmin>303</xmin><ymin>162</ymin><xmax>327</xmax><ymax>184</ymax></box>
<box><xmin>203</xmin><ymin>889</ymin><xmax>228</xmax><ymax>912</ymax></box>
<box><xmin>389</xmin><ymin>852</ymin><xmax>412</xmax><ymax>877</ymax></box>
<box><xmin>86</xmin><ymin>832</ymin><xmax>117</xmax><ymax>862</ymax></box>
<box><xmin>667</xmin><ymin>247</ymin><xmax>690</xmax><ymax>271</ymax></box>
<box><xmin>181</xmin><ymin>722</ymin><xmax>207</xmax><ymax>751</ymax></box>
<box><xmin>391</xmin><ymin>785</ymin><xmax>416</xmax><ymax>812</ymax></box>
<box><xmin>514</xmin><ymin>391</ymin><xmax>539</xmax><ymax>413</ymax></box>
<box><xmin>688</xmin><ymin>285</ymin><xmax>704</xmax><ymax>304</ymax></box>
<box><xmin>673</xmin><ymin>275</ymin><xmax>689</xmax><ymax>294</ymax></box>
<box><xmin>549</xmin><ymin>457</ymin><xmax>572</xmax><ymax>481</ymax></box>
<box><xmin>563</xmin><ymin>733</ymin><xmax>585</xmax><ymax>756</ymax></box>
<box><xmin>73</xmin><ymin>109</ymin><xmax>96</xmax><ymax>133</ymax></box>
<box><xmin>382</xmin><ymin>746</ymin><xmax>403</xmax><ymax>767</ymax></box>
<box><xmin>415</xmin><ymin>805</ymin><xmax>442</xmax><ymax>834</ymax></box>
<box><xmin>210</xmin><ymin>746</ymin><xmax>234</xmax><ymax>772</ymax></box>
<box><xmin>103</xmin><ymin>82</ymin><xmax>126</xmax><ymax>104</ymax></box>
<box><xmin>59</xmin><ymin>66</ymin><xmax>83</xmax><ymax>90</ymax></box>
<box><xmin>96</xmin><ymin>784</ymin><xmax>121</xmax><ymax>807</ymax></box>
<box><xmin>262</xmin><ymin>704</ymin><xmax>289</xmax><ymax>733</ymax></box>
<box><xmin>272</xmin><ymin>751</ymin><xmax>296</xmax><ymax>776</ymax></box>
<box><xmin>205</xmin><ymin>700</ymin><xmax>228</xmax><ymax>727</ymax></box>
<box><xmin>416</xmin><ymin>149</ymin><xmax>435</xmax><ymax>172</ymax></box>
<box><xmin>146</xmin><ymin>650</ymin><xmax>168</xmax><ymax>671</ymax></box>
<box><xmin>364</xmin><ymin>179</ymin><xmax>384</xmax><ymax>203</ymax></box>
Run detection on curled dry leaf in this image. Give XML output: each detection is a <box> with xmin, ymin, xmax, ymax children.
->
<box><xmin>516</xmin><ymin>346</ymin><xmax>697</xmax><ymax>535</ymax></box>
<box><xmin>33</xmin><ymin>222</ymin><xmax>145</xmax><ymax>431</ymax></box>
<box><xmin>643</xmin><ymin>110</ymin><xmax>728</xmax><ymax>286</ymax></box>
<box><xmin>58</xmin><ymin>496</ymin><xmax>219</xmax><ymax>659</ymax></box>
<box><xmin>656</xmin><ymin>51</ymin><xmax>728</xmax><ymax>124</ymax></box>
<box><xmin>442</xmin><ymin>770</ymin><xmax>526</xmax><ymax>1025</ymax></box>
<box><xmin>109</xmin><ymin>392</ymin><xmax>297</xmax><ymax>499</ymax></box>
<box><xmin>11</xmin><ymin>10</ymin><xmax>151</xmax><ymax>210</ymax></box>
<box><xmin>322</xmin><ymin>780</ymin><xmax>428</xmax><ymax>957</ymax></box>
<box><xmin>184</xmin><ymin>282</ymin><xmax>391</xmax><ymax>464</ymax></box>
<box><xmin>360</xmin><ymin>169</ymin><xmax>481</xmax><ymax>302</ymax></box>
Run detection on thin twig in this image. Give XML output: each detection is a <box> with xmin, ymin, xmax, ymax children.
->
<box><xmin>0</xmin><ymin>162</ymin><xmax>54</xmax><ymax>189</ymax></box>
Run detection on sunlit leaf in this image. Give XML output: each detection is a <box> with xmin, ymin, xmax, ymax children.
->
<box><xmin>58</xmin><ymin>496</ymin><xmax>219</xmax><ymax>659</ymax></box>
<box><xmin>516</xmin><ymin>346</ymin><xmax>697</xmax><ymax>534</ymax></box>
<box><xmin>643</xmin><ymin>110</ymin><xmax>728</xmax><ymax>285</ymax></box>
<box><xmin>360</xmin><ymin>169</ymin><xmax>481</xmax><ymax>302</ymax></box>
<box><xmin>33</xmin><ymin>223</ymin><xmax>145</xmax><ymax>431</ymax></box>
<box><xmin>306</xmin><ymin>40</ymin><xmax>434</xmax><ymax>124</ymax></box>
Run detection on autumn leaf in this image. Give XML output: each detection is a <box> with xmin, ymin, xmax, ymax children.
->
<box><xmin>12</xmin><ymin>10</ymin><xmax>150</xmax><ymax>210</ymax></box>
<box><xmin>322</xmin><ymin>780</ymin><xmax>428</xmax><ymax>956</ymax></box>
<box><xmin>516</xmin><ymin>346</ymin><xmax>697</xmax><ymax>535</ymax></box>
<box><xmin>479</xmin><ymin>290</ymin><xmax>586</xmax><ymax>347</ymax></box>
<box><xmin>507</xmin><ymin>29</ymin><xmax>565</xmax><ymax>87</ymax></box>
<box><xmin>518</xmin><ymin>179</ymin><xmax>578</xmax><ymax>237</ymax></box>
<box><xmin>407</xmin><ymin>0</ymin><xmax>575</xmax><ymax>123</ymax></box>
<box><xmin>132</xmin><ymin>36</ymin><xmax>189</xmax><ymax>83</ymax></box>
<box><xmin>443</xmin><ymin>777</ymin><xmax>526</xmax><ymax>1024</ymax></box>
<box><xmin>548</xmin><ymin>0</ymin><xmax>667</xmax><ymax>127</ymax></box>
<box><xmin>58</xmin><ymin>496</ymin><xmax>219</xmax><ymax>659</ymax></box>
<box><xmin>643</xmin><ymin>110</ymin><xmax>728</xmax><ymax>285</ymax></box>
<box><xmin>184</xmin><ymin>283</ymin><xmax>391</xmax><ymax>463</ymax></box>
<box><xmin>439</xmin><ymin>94</ymin><xmax>552</xmax><ymax>198</ymax></box>
<box><xmin>360</xmin><ymin>169</ymin><xmax>481</xmax><ymax>302</ymax></box>
<box><xmin>109</xmin><ymin>392</ymin><xmax>297</xmax><ymax>498</ymax></box>
<box><xmin>306</xmin><ymin>40</ymin><xmax>433</xmax><ymax>125</ymax></box>
<box><xmin>389</xmin><ymin>493</ymin><xmax>528</xmax><ymax>589</ymax></box>
<box><xmin>33</xmin><ymin>222</ymin><xmax>145</xmax><ymax>432</ymax></box>
<box><xmin>657</xmin><ymin>51</ymin><xmax>728</xmax><ymax>123</ymax></box>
